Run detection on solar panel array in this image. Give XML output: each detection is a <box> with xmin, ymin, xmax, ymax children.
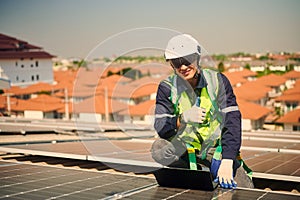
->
<box><xmin>2</xmin><ymin>137</ymin><xmax>300</xmax><ymax>178</ymax></box>
<box><xmin>1</xmin><ymin>160</ymin><xmax>299</xmax><ymax>200</ymax></box>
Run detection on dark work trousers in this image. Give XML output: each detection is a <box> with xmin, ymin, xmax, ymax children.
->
<box><xmin>151</xmin><ymin>138</ymin><xmax>254</xmax><ymax>188</ymax></box>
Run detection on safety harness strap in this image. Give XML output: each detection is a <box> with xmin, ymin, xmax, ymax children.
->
<box><xmin>186</xmin><ymin>143</ymin><xmax>197</xmax><ymax>170</ymax></box>
<box><xmin>237</xmin><ymin>154</ymin><xmax>253</xmax><ymax>179</ymax></box>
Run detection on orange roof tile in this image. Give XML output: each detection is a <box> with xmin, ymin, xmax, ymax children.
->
<box><xmin>234</xmin><ymin>82</ymin><xmax>271</xmax><ymax>101</ymax></box>
<box><xmin>4</xmin><ymin>82</ymin><xmax>59</xmax><ymax>95</ymax></box>
<box><xmin>0</xmin><ymin>95</ymin><xmax>18</xmax><ymax>109</ymax></box>
<box><xmin>131</xmin><ymin>83</ymin><xmax>158</xmax><ymax>98</ymax></box>
<box><xmin>100</xmin><ymin>74</ymin><xmax>132</xmax><ymax>84</ymax></box>
<box><xmin>30</xmin><ymin>94</ymin><xmax>62</xmax><ymax>104</ymax></box>
<box><xmin>73</xmin><ymin>95</ymin><xmax>128</xmax><ymax>114</ymax></box>
<box><xmin>119</xmin><ymin>99</ymin><xmax>155</xmax><ymax>116</ymax></box>
<box><xmin>10</xmin><ymin>99</ymin><xmax>63</xmax><ymax>112</ymax></box>
<box><xmin>255</xmin><ymin>74</ymin><xmax>286</xmax><ymax>87</ymax></box>
<box><xmin>237</xmin><ymin>99</ymin><xmax>271</xmax><ymax>120</ymax></box>
<box><xmin>274</xmin><ymin>93</ymin><xmax>300</xmax><ymax>102</ymax></box>
<box><xmin>222</xmin><ymin>72</ymin><xmax>248</xmax><ymax>86</ymax></box>
<box><xmin>282</xmin><ymin>70</ymin><xmax>300</xmax><ymax>79</ymax></box>
<box><xmin>57</xmin><ymin>102</ymin><xmax>73</xmax><ymax>113</ymax></box>
<box><xmin>276</xmin><ymin>108</ymin><xmax>300</xmax><ymax>123</ymax></box>
<box><xmin>53</xmin><ymin>69</ymin><xmax>78</xmax><ymax>83</ymax></box>
<box><xmin>232</xmin><ymin>69</ymin><xmax>257</xmax><ymax>77</ymax></box>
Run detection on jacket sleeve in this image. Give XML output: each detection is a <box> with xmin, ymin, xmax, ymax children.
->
<box><xmin>154</xmin><ymin>81</ymin><xmax>178</xmax><ymax>139</ymax></box>
<box><xmin>217</xmin><ymin>73</ymin><xmax>242</xmax><ymax>160</ymax></box>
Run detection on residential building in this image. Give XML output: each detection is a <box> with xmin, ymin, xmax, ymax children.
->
<box><xmin>119</xmin><ymin>99</ymin><xmax>155</xmax><ymax>125</ymax></box>
<box><xmin>237</xmin><ymin>99</ymin><xmax>271</xmax><ymax>131</ymax></box>
<box><xmin>72</xmin><ymin>94</ymin><xmax>128</xmax><ymax>123</ymax></box>
<box><xmin>274</xmin><ymin>79</ymin><xmax>300</xmax><ymax>114</ymax></box>
<box><xmin>223</xmin><ymin>69</ymin><xmax>257</xmax><ymax>87</ymax></box>
<box><xmin>0</xmin><ymin>33</ymin><xmax>54</xmax><ymax>86</ymax></box>
<box><xmin>9</xmin><ymin>94</ymin><xmax>63</xmax><ymax>119</ymax></box>
<box><xmin>276</xmin><ymin>108</ymin><xmax>300</xmax><ymax>131</ymax></box>
<box><xmin>282</xmin><ymin>70</ymin><xmax>300</xmax><ymax>89</ymax></box>
<box><xmin>234</xmin><ymin>82</ymin><xmax>271</xmax><ymax>106</ymax></box>
<box><xmin>255</xmin><ymin>74</ymin><xmax>287</xmax><ymax>98</ymax></box>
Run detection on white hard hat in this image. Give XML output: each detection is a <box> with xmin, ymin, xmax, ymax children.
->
<box><xmin>164</xmin><ymin>34</ymin><xmax>201</xmax><ymax>60</ymax></box>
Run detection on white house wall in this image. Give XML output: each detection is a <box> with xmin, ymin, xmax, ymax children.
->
<box><xmin>79</xmin><ymin>113</ymin><xmax>102</xmax><ymax>123</ymax></box>
<box><xmin>24</xmin><ymin>110</ymin><xmax>43</xmax><ymax>119</ymax></box>
<box><xmin>283</xmin><ymin>123</ymin><xmax>293</xmax><ymax>132</ymax></box>
<box><xmin>131</xmin><ymin>115</ymin><xmax>154</xmax><ymax>125</ymax></box>
<box><xmin>0</xmin><ymin>58</ymin><xmax>53</xmax><ymax>86</ymax></box>
<box><xmin>242</xmin><ymin>119</ymin><xmax>252</xmax><ymax>131</ymax></box>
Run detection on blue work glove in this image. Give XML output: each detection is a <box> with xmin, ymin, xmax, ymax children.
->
<box><xmin>211</xmin><ymin>159</ymin><xmax>237</xmax><ymax>189</ymax></box>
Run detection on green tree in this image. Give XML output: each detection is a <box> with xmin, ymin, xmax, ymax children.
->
<box><xmin>218</xmin><ymin>62</ymin><xmax>225</xmax><ymax>72</ymax></box>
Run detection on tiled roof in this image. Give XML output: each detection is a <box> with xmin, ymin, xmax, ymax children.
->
<box><xmin>56</xmin><ymin>102</ymin><xmax>73</xmax><ymax>113</ymax></box>
<box><xmin>233</xmin><ymin>69</ymin><xmax>257</xmax><ymax>77</ymax></box>
<box><xmin>100</xmin><ymin>74</ymin><xmax>131</xmax><ymax>85</ymax></box>
<box><xmin>131</xmin><ymin>83</ymin><xmax>158</xmax><ymax>98</ymax></box>
<box><xmin>275</xmin><ymin>80</ymin><xmax>300</xmax><ymax>102</ymax></box>
<box><xmin>282</xmin><ymin>70</ymin><xmax>300</xmax><ymax>79</ymax></box>
<box><xmin>276</xmin><ymin>108</ymin><xmax>300</xmax><ymax>123</ymax></box>
<box><xmin>73</xmin><ymin>95</ymin><xmax>128</xmax><ymax>114</ymax></box>
<box><xmin>53</xmin><ymin>70</ymin><xmax>78</xmax><ymax>84</ymax></box>
<box><xmin>4</xmin><ymin>82</ymin><xmax>60</xmax><ymax>95</ymax></box>
<box><xmin>10</xmin><ymin>99</ymin><xmax>63</xmax><ymax>112</ymax></box>
<box><xmin>234</xmin><ymin>82</ymin><xmax>271</xmax><ymax>101</ymax></box>
<box><xmin>74</xmin><ymin>67</ymin><xmax>105</xmax><ymax>87</ymax></box>
<box><xmin>0</xmin><ymin>33</ymin><xmax>41</xmax><ymax>50</ymax></box>
<box><xmin>274</xmin><ymin>93</ymin><xmax>300</xmax><ymax>102</ymax></box>
<box><xmin>222</xmin><ymin>72</ymin><xmax>248</xmax><ymax>86</ymax></box>
<box><xmin>119</xmin><ymin>99</ymin><xmax>155</xmax><ymax>116</ymax></box>
<box><xmin>0</xmin><ymin>95</ymin><xmax>18</xmax><ymax>109</ymax></box>
<box><xmin>0</xmin><ymin>51</ymin><xmax>54</xmax><ymax>59</ymax></box>
<box><xmin>0</xmin><ymin>33</ymin><xmax>54</xmax><ymax>59</ymax></box>
<box><xmin>255</xmin><ymin>74</ymin><xmax>286</xmax><ymax>87</ymax></box>
<box><xmin>237</xmin><ymin>99</ymin><xmax>271</xmax><ymax>120</ymax></box>
<box><xmin>30</xmin><ymin>94</ymin><xmax>62</xmax><ymax>104</ymax></box>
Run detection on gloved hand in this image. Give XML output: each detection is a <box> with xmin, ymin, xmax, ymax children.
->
<box><xmin>213</xmin><ymin>159</ymin><xmax>237</xmax><ymax>189</ymax></box>
<box><xmin>181</xmin><ymin>106</ymin><xmax>206</xmax><ymax>124</ymax></box>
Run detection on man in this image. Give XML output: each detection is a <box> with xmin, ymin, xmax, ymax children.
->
<box><xmin>151</xmin><ymin>34</ymin><xmax>253</xmax><ymax>189</ymax></box>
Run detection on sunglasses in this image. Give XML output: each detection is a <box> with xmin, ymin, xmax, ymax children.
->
<box><xmin>170</xmin><ymin>54</ymin><xmax>198</xmax><ymax>69</ymax></box>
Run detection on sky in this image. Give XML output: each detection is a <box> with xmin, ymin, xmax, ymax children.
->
<box><xmin>1</xmin><ymin>0</ymin><xmax>300</xmax><ymax>59</ymax></box>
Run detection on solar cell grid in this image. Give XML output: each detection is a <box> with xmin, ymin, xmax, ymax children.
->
<box><xmin>0</xmin><ymin>162</ymin><xmax>157</xmax><ymax>199</ymax></box>
<box><xmin>0</xmin><ymin>161</ymin><xmax>299</xmax><ymax>199</ymax></box>
<box><xmin>3</xmin><ymin>139</ymin><xmax>300</xmax><ymax>178</ymax></box>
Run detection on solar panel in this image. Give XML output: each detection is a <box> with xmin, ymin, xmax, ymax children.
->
<box><xmin>1</xmin><ymin>161</ymin><xmax>299</xmax><ymax>200</ymax></box>
<box><xmin>0</xmin><ymin>161</ymin><xmax>156</xmax><ymax>199</ymax></box>
<box><xmin>2</xmin><ymin>138</ymin><xmax>300</xmax><ymax>178</ymax></box>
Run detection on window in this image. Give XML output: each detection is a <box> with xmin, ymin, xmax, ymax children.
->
<box><xmin>35</xmin><ymin>61</ymin><xmax>39</xmax><ymax>67</ymax></box>
<box><xmin>31</xmin><ymin>64</ymin><xmax>34</xmax><ymax>67</ymax></box>
<box><xmin>293</xmin><ymin>126</ymin><xmax>300</xmax><ymax>131</ymax></box>
<box><xmin>21</xmin><ymin>64</ymin><xmax>24</xmax><ymax>68</ymax></box>
<box><xmin>36</xmin><ymin>74</ymin><xmax>39</xmax><ymax>80</ymax></box>
<box><xmin>15</xmin><ymin>62</ymin><xmax>18</xmax><ymax>67</ymax></box>
<box><xmin>16</xmin><ymin>76</ymin><xmax>19</xmax><ymax>81</ymax></box>
<box><xmin>31</xmin><ymin>75</ymin><xmax>34</xmax><ymax>81</ymax></box>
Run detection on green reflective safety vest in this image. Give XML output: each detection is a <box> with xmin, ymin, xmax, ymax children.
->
<box><xmin>163</xmin><ymin>69</ymin><xmax>253</xmax><ymax>178</ymax></box>
<box><xmin>164</xmin><ymin>68</ymin><xmax>222</xmax><ymax>159</ymax></box>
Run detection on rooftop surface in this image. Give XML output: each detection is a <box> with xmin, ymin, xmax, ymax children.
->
<box><xmin>0</xmin><ymin>118</ymin><xmax>299</xmax><ymax>198</ymax></box>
